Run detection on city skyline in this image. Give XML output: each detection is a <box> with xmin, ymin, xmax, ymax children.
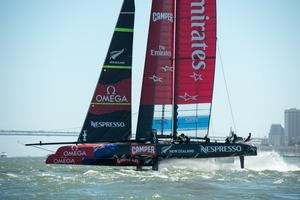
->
<box><xmin>269</xmin><ymin>108</ymin><xmax>300</xmax><ymax>146</ymax></box>
<box><xmin>285</xmin><ymin>108</ymin><xmax>300</xmax><ymax>145</ymax></box>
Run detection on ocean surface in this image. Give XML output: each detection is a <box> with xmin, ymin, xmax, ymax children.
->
<box><xmin>1</xmin><ymin>151</ymin><xmax>299</xmax><ymax>200</ymax></box>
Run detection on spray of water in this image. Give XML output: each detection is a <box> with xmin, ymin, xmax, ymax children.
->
<box><xmin>244</xmin><ymin>151</ymin><xmax>299</xmax><ymax>172</ymax></box>
<box><xmin>160</xmin><ymin>151</ymin><xmax>300</xmax><ymax>172</ymax></box>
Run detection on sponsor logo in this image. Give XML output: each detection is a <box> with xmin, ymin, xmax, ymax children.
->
<box><xmin>184</xmin><ymin>117</ymin><xmax>198</xmax><ymax>123</ymax></box>
<box><xmin>131</xmin><ymin>145</ymin><xmax>156</xmax><ymax>157</ymax></box>
<box><xmin>151</xmin><ymin>45</ymin><xmax>171</xmax><ymax>57</ymax></box>
<box><xmin>90</xmin><ymin>121</ymin><xmax>126</xmax><ymax>128</ymax></box>
<box><xmin>190</xmin><ymin>72</ymin><xmax>203</xmax><ymax>81</ymax></box>
<box><xmin>161</xmin><ymin>145</ymin><xmax>173</xmax><ymax>154</ymax></box>
<box><xmin>63</xmin><ymin>146</ymin><xmax>87</xmax><ymax>157</ymax></box>
<box><xmin>53</xmin><ymin>158</ymin><xmax>75</xmax><ymax>164</ymax></box>
<box><xmin>246</xmin><ymin>146</ymin><xmax>257</xmax><ymax>154</ymax></box>
<box><xmin>200</xmin><ymin>145</ymin><xmax>242</xmax><ymax>154</ymax></box>
<box><xmin>169</xmin><ymin>149</ymin><xmax>195</xmax><ymax>154</ymax></box>
<box><xmin>116</xmin><ymin>158</ymin><xmax>139</xmax><ymax>165</ymax></box>
<box><xmin>109</xmin><ymin>48</ymin><xmax>126</xmax><ymax>64</ymax></box>
<box><xmin>191</xmin><ymin>0</ymin><xmax>210</xmax><ymax>70</ymax></box>
<box><xmin>82</xmin><ymin>130</ymin><xmax>87</xmax><ymax>142</ymax></box>
<box><xmin>148</xmin><ymin>74</ymin><xmax>163</xmax><ymax>83</ymax></box>
<box><xmin>92</xmin><ymin>144</ymin><xmax>105</xmax><ymax>152</ymax></box>
<box><xmin>95</xmin><ymin>85</ymin><xmax>128</xmax><ymax>103</ymax></box>
<box><xmin>152</xmin><ymin>12</ymin><xmax>173</xmax><ymax>23</ymax></box>
<box><xmin>178</xmin><ymin>92</ymin><xmax>198</xmax><ymax>102</ymax></box>
<box><xmin>161</xmin><ymin>65</ymin><xmax>173</xmax><ymax>72</ymax></box>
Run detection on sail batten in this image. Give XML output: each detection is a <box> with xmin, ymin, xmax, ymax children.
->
<box><xmin>103</xmin><ymin>65</ymin><xmax>132</xmax><ymax>69</ymax></box>
<box><xmin>115</xmin><ymin>28</ymin><xmax>134</xmax><ymax>32</ymax></box>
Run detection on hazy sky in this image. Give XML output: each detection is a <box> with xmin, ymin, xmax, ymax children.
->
<box><xmin>1</xmin><ymin>0</ymin><xmax>300</xmax><ymax>156</ymax></box>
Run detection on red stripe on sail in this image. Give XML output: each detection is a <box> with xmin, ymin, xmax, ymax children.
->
<box><xmin>139</xmin><ymin>0</ymin><xmax>175</xmax><ymax>105</ymax></box>
<box><xmin>175</xmin><ymin>0</ymin><xmax>216</xmax><ymax>104</ymax></box>
<box><xmin>89</xmin><ymin>78</ymin><xmax>131</xmax><ymax>115</ymax></box>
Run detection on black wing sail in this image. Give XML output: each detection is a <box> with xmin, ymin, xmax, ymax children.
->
<box><xmin>78</xmin><ymin>0</ymin><xmax>135</xmax><ymax>142</ymax></box>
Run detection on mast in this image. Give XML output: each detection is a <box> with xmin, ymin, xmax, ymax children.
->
<box><xmin>171</xmin><ymin>0</ymin><xmax>177</xmax><ymax>140</ymax></box>
<box><xmin>161</xmin><ymin>104</ymin><xmax>165</xmax><ymax>135</ymax></box>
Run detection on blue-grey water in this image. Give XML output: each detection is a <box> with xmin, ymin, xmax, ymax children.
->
<box><xmin>1</xmin><ymin>151</ymin><xmax>299</xmax><ymax>200</ymax></box>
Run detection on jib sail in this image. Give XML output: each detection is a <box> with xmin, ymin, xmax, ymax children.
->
<box><xmin>78</xmin><ymin>0</ymin><xmax>135</xmax><ymax>142</ymax></box>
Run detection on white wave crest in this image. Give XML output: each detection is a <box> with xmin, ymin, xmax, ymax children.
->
<box><xmin>83</xmin><ymin>170</ymin><xmax>99</xmax><ymax>176</ymax></box>
<box><xmin>6</xmin><ymin>173</ymin><xmax>19</xmax><ymax>178</ymax></box>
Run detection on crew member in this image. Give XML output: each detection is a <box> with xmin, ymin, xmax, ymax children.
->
<box><xmin>226</xmin><ymin>129</ymin><xmax>235</xmax><ymax>143</ymax></box>
<box><xmin>225</xmin><ymin>137</ymin><xmax>230</xmax><ymax>143</ymax></box>
<box><xmin>204</xmin><ymin>135</ymin><xmax>210</xmax><ymax>143</ymax></box>
<box><xmin>244</xmin><ymin>132</ymin><xmax>251</xmax><ymax>142</ymax></box>
<box><xmin>232</xmin><ymin>134</ymin><xmax>237</xmax><ymax>143</ymax></box>
<box><xmin>151</xmin><ymin>129</ymin><xmax>158</xmax><ymax>143</ymax></box>
<box><xmin>184</xmin><ymin>135</ymin><xmax>190</xmax><ymax>144</ymax></box>
<box><xmin>178</xmin><ymin>133</ymin><xmax>185</xmax><ymax>144</ymax></box>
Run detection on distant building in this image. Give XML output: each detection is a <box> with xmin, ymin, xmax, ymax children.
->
<box><xmin>268</xmin><ymin>124</ymin><xmax>284</xmax><ymax>146</ymax></box>
<box><xmin>284</xmin><ymin>108</ymin><xmax>300</xmax><ymax>145</ymax></box>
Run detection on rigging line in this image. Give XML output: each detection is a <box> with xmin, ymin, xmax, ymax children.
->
<box><xmin>217</xmin><ymin>41</ymin><xmax>237</xmax><ymax>133</ymax></box>
<box><xmin>210</xmin><ymin>118</ymin><xmax>215</xmax><ymax>137</ymax></box>
<box><xmin>28</xmin><ymin>145</ymin><xmax>55</xmax><ymax>153</ymax></box>
<box><xmin>18</xmin><ymin>140</ymin><xmax>55</xmax><ymax>153</ymax></box>
<box><xmin>171</xmin><ymin>0</ymin><xmax>177</xmax><ymax>140</ymax></box>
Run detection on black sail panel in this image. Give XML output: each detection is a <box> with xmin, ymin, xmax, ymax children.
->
<box><xmin>78</xmin><ymin>0</ymin><xmax>135</xmax><ymax>142</ymax></box>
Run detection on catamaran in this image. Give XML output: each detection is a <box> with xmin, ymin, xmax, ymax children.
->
<box><xmin>27</xmin><ymin>0</ymin><xmax>257</xmax><ymax>170</ymax></box>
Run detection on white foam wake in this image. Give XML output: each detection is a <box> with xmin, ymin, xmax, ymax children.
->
<box><xmin>160</xmin><ymin>151</ymin><xmax>300</xmax><ymax>172</ymax></box>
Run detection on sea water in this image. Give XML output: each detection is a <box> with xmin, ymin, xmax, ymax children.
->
<box><xmin>0</xmin><ymin>151</ymin><xmax>299</xmax><ymax>200</ymax></box>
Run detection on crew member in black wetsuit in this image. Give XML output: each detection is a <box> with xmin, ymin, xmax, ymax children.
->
<box><xmin>151</xmin><ymin>129</ymin><xmax>158</xmax><ymax>143</ymax></box>
<box><xmin>225</xmin><ymin>137</ymin><xmax>230</xmax><ymax>143</ymax></box>
<box><xmin>244</xmin><ymin>132</ymin><xmax>251</xmax><ymax>142</ymax></box>
<box><xmin>232</xmin><ymin>134</ymin><xmax>237</xmax><ymax>143</ymax></box>
<box><xmin>178</xmin><ymin>133</ymin><xmax>185</xmax><ymax>144</ymax></box>
<box><xmin>225</xmin><ymin>129</ymin><xmax>235</xmax><ymax>143</ymax></box>
<box><xmin>184</xmin><ymin>135</ymin><xmax>190</xmax><ymax>144</ymax></box>
<box><xmin>204</xmin><ymin>135</ymin><xmax>210</xmax><ymax>143</ymax></box>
